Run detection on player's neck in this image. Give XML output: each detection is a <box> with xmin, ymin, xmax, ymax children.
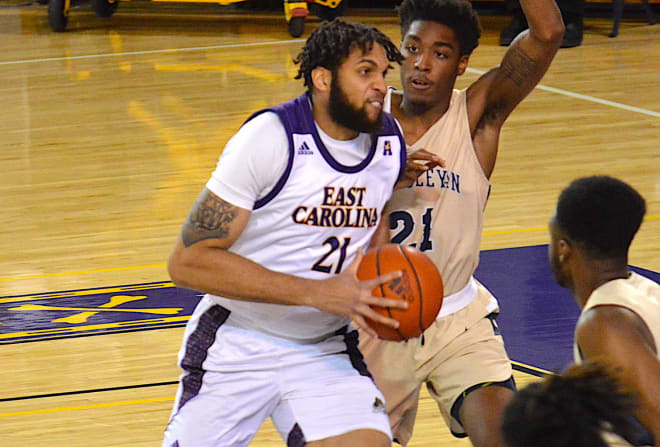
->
<box><xmin>574</xmin><ymin>258</ymin><xmax>630</xmax><ymax>307</ymax></box>
<box><xmin>396</xmin><ymin>93</ymin><xmax>450</xmax><ymax>133</ymax></box>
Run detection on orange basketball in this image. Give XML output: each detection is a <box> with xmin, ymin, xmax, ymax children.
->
<box><xmin>357</xmin><ymin>244</ymin><xmax>444</xmax><ymax>341</ymax></box>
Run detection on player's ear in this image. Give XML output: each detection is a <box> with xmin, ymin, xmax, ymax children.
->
<box><xmin>457</xmin><ymin>55</ymin><xmax>469</xmax><ymax>76</ymax></box>
<box><xmin>558</xmin><ymin>239</ymin><xmax>571</xmax><ymax>263</ymax></box>
<box><xmin>311</xmin><ymin>66</ymin><xmax>331</xmax><ymax>93</ymax></box>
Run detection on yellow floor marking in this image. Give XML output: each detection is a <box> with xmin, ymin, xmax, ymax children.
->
<box><xmin>0</xmin><ymin>397</ymin><xmax>174</xmax><ymax>418</ymax></box>
<box><xmin>0</xmin><ymin>217</ymin><xmax>656</xmax><ymax>282</ymax></box>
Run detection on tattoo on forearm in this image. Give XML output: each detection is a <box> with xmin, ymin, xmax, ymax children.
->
<box><xmin>181</xmin><ymin>191</ymin><xmax>237</xmax><ymax>247</ymax></box>
<box><xmin>499</xmin><ymin>46</ymin><xmax>537</xmax><ymax>88</ymax></box>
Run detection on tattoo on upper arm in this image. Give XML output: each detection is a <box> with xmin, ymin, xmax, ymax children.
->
<box><xmin>181</xmin><ymin>191</ymin><xmax>238</xmax><ymax>247</ymax></box>
<box><xmin>499</xmin><ymin>46</ymin><xmax>538</xmax><ymax>88</ymax></box>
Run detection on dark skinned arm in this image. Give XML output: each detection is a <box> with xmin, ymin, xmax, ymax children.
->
<box><xmin>576</xmin><ymin>305</ymin><xmax>660</xmax><ymax>441</ymax></box>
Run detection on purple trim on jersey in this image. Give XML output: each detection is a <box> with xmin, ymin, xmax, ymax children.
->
<box><xmin>396</xmin><ymin>129</ymin><xmax>407</xmax><ymax>187</ymax></box>
<box><xmin>287</xmin><ymin>423</ymin><xmax>306</xmax><ymax>447</ymax></box>
<box><xmin>312</xmin><ymin>105</ymin><xmax>402</xmax><ymax>174</ymax></box>
<box><xmin>337</xmin><ymin>326</ymin><xmax>373</xmax><ymax>379</ymax></box>
<box><xmin>244</xmin><ymin>108</ymin><xmax>296</xmax><ymax>211</ymax></box>
<box><xmin>177</xmin><ymin>305</ymin><xmax>230</xmax><ymax>411</ymax></box>
<box><xmin>311</xmin><ymin>124</ymin><xmax>376</xmax><ymax>174</ymax></box>
<box><xmin>247</xmin><ymin>93</ymin><xmax>405</xmax><ymax>208</ymax></box>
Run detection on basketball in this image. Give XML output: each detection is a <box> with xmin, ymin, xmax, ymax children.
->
<box><xmin>357</xmin><ymin>244</ymin><xmax>444</xmax><ymax>341</ymax></box>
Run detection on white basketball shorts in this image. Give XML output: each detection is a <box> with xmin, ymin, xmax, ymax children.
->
<box><xmin>162</xmin><ymin>304</ymin><xmax>391</xmax><ymax>447</ymax></box>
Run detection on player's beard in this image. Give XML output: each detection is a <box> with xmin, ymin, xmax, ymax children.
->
<box><xmin>329</xmin><ymin>75</ymin><xmax>383</xmax><ymax>134</ymax></box>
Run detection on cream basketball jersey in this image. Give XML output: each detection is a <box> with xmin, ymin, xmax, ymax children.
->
<box><xmin>207</xmin><ymin>94</ymin><xmax>406</xmax><ymax>342</ymax></box>
<box><xmin>574</xmin><ymin>271</ymin><xmax>660</xmax><ymax>363</ymax></box>
<box><xmin>573</xmin><ymin>272</ymin><xmax>660</xmax><ymax>446</ymax></box>
<box><xmin>385</xmin><ymin>88</ymin><xmax>490</xmax><ymax>297</ymax></box>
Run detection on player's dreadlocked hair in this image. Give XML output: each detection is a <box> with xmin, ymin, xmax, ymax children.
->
<box><xmin>398</xmin><ymin>0</ymin><xmax>481</xmax><ymax>56</ymax></box>
<box><xmin>294</xmin><ymin>19</ymin><xmax>403</xmax><ymax>92</ymax></box>
<box><xmin>502</xmin><ymin>363</ymin><xmax>641</xmax><ymax>447</ymax></box>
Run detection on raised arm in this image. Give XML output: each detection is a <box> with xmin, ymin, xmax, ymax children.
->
<box><xmin>576</xmin><ymin>306</ymin><xmax>660</xmax><ymax>441</ymax></box>
<box><xmin>467</xmin><ymin>0</ymin><xmax>564</xmax><ymax>177</ymax></box>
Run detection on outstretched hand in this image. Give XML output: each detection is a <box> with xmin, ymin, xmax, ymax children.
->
<box><xmin>315</xmin><ymin>249</ymin><xmax>408</xmax><ymax>338</ymax></box>
<box><xmin>396</xmin><ymin>148</ymin><xmax>445</xmax><ymax>190</ymax></box>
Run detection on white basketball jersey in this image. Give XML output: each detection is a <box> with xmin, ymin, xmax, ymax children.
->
<box><xmin>207</xmin><ymin>94</ymin><xmax>406</xmax><ymax>342</ymax></box>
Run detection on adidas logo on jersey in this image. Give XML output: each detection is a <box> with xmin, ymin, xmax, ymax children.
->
<box><xmin>297</xmin><ymin>141</ymin><xmax>313</xmax><ymax>155</ymax></box>
<box><xmin>372</xmin><ymin>397</ymin><xmax>386</xmax><ymax>414</ymax></box>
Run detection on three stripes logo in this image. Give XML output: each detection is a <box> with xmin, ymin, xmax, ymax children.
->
<box><xmin>297</xmin><ymin>141</ymin><xmax>313</xmax><ymax>155</ymax></box>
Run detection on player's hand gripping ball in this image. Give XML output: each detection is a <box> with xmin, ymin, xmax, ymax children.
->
<box><xmin>357</xmin><ymin>244</ymin><xmax>444</xmax><ymax>341</ymax></box>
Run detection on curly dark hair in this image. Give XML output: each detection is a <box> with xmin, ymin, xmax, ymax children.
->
<box><xmin>556</xmin><ymin>176</ymin><xmax>646</xmax><ymax>259</ymax></box>
<box><xmin>398</xmin><ymin>0</ymin><xmax>481</xmax><ymax>56</ymax></box>
<box><xmin>502</xmin><ymin>363</ymin><xmax>640</xmax><ymax>447</ymax></box>
<box><xmin>294</xmin><ymin>19</ymin><xmax>403</xmax><ymax>92</ymax></box>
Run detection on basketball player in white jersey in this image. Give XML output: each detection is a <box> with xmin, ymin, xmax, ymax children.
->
<box><xmin>358</xmin><ymin>0</ymin><xmax>565</xmax><ymax>446</ymax></box>
<box><xmin>162</xmin><ymin>20</ymin><xmax>412</xmax><ymax>447</ymax></box>
<box><xmin>548</xmin><ymin>176</ymin><xmax>659</xmax><ymax>446</ymax></box>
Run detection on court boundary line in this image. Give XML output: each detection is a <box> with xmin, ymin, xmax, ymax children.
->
<box><xmin>0</xmin><ymin>39</ymin><xmax>305</xmax><ymax>66</ymax></box>
<box><xmin>465</xmin><ymin>68</ymin><xmax>660</xmax><ymax>118</ymax></box>
<box><xmin>0</xmin><ymin>360</ymin><xmax>548</xmax><ymax>406</ymax></box>
<box><xmin>511</xmin><ymin>360</ymin><xmax>553</xmax><ymax>378</ymax></box>
<box><xmin>0</xmin><ymin>397</ymin><xmax>174</xmax><ymax>418</ymax></box>
<box><xmin>1</xmin><ymin>40</ymin><xmax>657</xmax><ymax>117</ymax></box>
<box><xmin>7</xmin><ymin>262</ymin><xmax>657</xmax><ymax>345</ymax></box>
<box><xmin>0</xmin><ymin>323</ymin><xmax>187</xmax><ymax>346</ymax></box>
<box><xmin>0</xmin><ymin>381</ymin><xmax>178</xmax><ymax>403</ymax></box>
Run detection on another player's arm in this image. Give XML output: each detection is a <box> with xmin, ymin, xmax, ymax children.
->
<box><xmin>467</xmin><ymin>0</ymin><xmax>564</xmax><ymax>178</ymax></box>
<box><xmin>369</xmin><ymin>204</ymin><xmax>393</xmax><ymax>250</ymax></box>
<box><xmin>395</xmin><ymin>148</ymin><xmax>445</xmax><ymax>190</ymax></box>
<box><xmin>168</xmin><ymin>188</ymin><xmax>406</xmax><ymax>331</ymax></box>
<box><xmin>576</xmin><ymin>305</ymin><xmax>660</xmax><ymax>440</ymax></box>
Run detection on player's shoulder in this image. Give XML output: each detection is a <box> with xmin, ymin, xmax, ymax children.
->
<box><xmin>224</xmin><ymin>111</ymin><xmax>288</xmax><ymax>160</ymax></box>
<box><xmin>577</xmin><ymin>303</ymin><xmax>649</xmax><ymax>345</ymax></box>
<box><xmin>243</xmin><ymin>110</ymin><xmax>282</xmax><ymax>132</ymax></box>
<box><xmin>235</xmin><ymin>111</ymin><xmax>286</xmax><ymax>142</ymax></box>
<box><xmin>466</xmin><ymin>68</ymin><xmax>496</xmax><ymax>100</ymax></box>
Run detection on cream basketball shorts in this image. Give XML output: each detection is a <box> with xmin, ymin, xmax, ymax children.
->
<box><xmin>359</xmin><ymin>279</ymin><xmax>515</xmax><ymax>445</ymax></box>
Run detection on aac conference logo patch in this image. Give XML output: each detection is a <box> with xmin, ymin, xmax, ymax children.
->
<box><xmin>0</xmin><ymin>282</ymin><xmax>203</xmax><ymax>344</ymax></box>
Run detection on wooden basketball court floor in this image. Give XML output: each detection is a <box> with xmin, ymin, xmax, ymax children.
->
<box><xmin>0</xmin><ymin>2</ymin><xmax>658</xmax><ymax>446</ymax></box>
